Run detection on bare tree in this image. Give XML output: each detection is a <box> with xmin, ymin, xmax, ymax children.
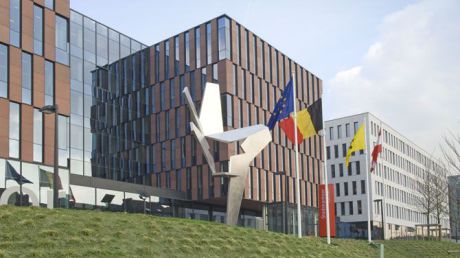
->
<box><xmin>441</xmin><ymin>131</ymin><xmax>460</xmax><ymax>175</ymax></box>
<box><xmin>416</xmin><ymin>164</ymin><xmax>436</xmax><ymax>238</ymax></box>
<box><xmin>431</xmin><ymin>164</ymin><xmax>449</xmax><ymax>240</ymax></box>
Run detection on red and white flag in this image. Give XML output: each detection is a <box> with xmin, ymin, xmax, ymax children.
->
<box><xmin>370</xmin><ymin>130</ymin><xmax>382</xmax><ymax>173</ymax></box>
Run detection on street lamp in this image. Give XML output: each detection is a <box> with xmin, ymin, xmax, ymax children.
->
<box><xmin>273</xmin><ymin>171</ymin><xmax>289</xmax><ymax>234</ymax></box>
<box><xmin>39</xmin><ymin>105</ymin><xmax>59</xmax><ymax>208</ymax></box>
<box><xmin>374</xmin><ymin>198</ymin><xmax>384</xmax><ymax>240</ymax></box>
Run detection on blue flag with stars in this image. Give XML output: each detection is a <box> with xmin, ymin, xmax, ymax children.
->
<box><xmin>267</xmin><ymin>79</ymin><xmax>294</xmax><ymax>130</ymax></box>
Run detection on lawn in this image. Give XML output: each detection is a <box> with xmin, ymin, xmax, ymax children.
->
<box><xmin>0</xmin><ymin>206</ymin><xmax>458</xmax><ymax>257</ymax></box>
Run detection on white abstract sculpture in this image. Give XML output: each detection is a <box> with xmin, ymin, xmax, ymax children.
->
<box><xmin>183</xmin><ymin>83</ymin><xmax>271</xmax><ymax>225</ymax></box>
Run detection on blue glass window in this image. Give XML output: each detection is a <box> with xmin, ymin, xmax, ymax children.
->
<box><xmin>33</xmin><ymin>5</ymin><xmax>43</xmax><ymax>55</ymax></box>
<box><xmin>10</xmin><ymin>0</ymin><xmax>21</xmax><ymax>47</ymax></box>
<box><xmin>22</xmin><ymin>52</ymin><xmax>32</xmax><ymax>105</ymax></box>
<box><xmin>218</xmin><ymin>17</ymin><xmax>231</xmax><ymax>60</ymax></box>
<box><xmin>0</xmin><ymin>44</ymin><xmax>7</xmax><ymax>98</ymax></box>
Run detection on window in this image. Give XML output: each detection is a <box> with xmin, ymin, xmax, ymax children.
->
<box><xmin>56</xmin><ymin>15</ymin><xmax>69</xmax><ymax>65</ymax></box>
<box><xmin>44</xmin><ymin>0</ymin><xmax>54</xmax><ymax>9</ymax></box>
<box><xmin>33</xmin><ymin>109</ymin><xmax>43</xmax><ymax>162</ymax></box>
<box><xmin>170</xmin><ymin>80</ymin><xmax>175</xmax><ymax>107</ymax></box>
<box><xmin>0</xmin><ymin>44</ymin><xmax>8</xmax><ymax>98</ymax></box>
<box><xmin>22</xmin><ymin>53</ymin><xmax>32</xmax><ymax>105</ymax></box>
<box><xmin>337</xmin><ymin>125</ymin><xmax>342</xmax><ymax>139</ymax></box>
<box><xmin>45</xmin><ymin>61</ymin><xmax>54</xmax><ymax>105</ymax></box>
<box><xmin>356</xmin><ymin>161</ymin><xmax>361</xmax><ymax>175</ymax></box>
<box><xmin>10</xmin><ymin>0</ymin><xmax>21</xmax><ymax>47</ymax></box>
<box><xmin>174</xmin><ymin>36</ymin><xmax>179</xmax><ymax>76</ymax></box>
<box><xmin>349</xmin><ymin>201</ymin><xmax>354</xmax><ymax>215</ymax></box>
<box><xmin>361</xmin><ymin>180</ymin><xmax>366</xmax><ymax>194</ymax></box>
<box><xmin>339</xmin><ymin>163</ymin><xmax>343</xmax><ymax>177</ymax></box>
<box><xmin>341</xmin><ymin>202</ymin><xmax>345</xmax><ymax>216</ymax></box>
<box><xmin>354</xmin><ymin>122</ymin><xmax>359</xmax><ymax>134</ymax></box>
<box><xmin>160</xmin><ymin>82</ymin><xmax>165</xmax><ymax>110</ymax></box>
<box><xmin>345</xmin><ymin>123</ymin><xmax>350</xmax><ymax>137</ymax></box>
<box><xmin>165</xmin><ymin>40</ymin><xmax>170</xmax><ymax>79</ymax></box>
<box><xmin>58</xmin><ymin>115</ymin><xmax>69</xmax><ymax>167</ymax></box>
<box><xmin>252</xmin><ymin>34</ymin><xmax>256</xmax><ymax>72</ymax></box>
<box><xmin>236</xmin><ymin>24</ymin><xmax>240</xmax><ymax>64</ymax></box>
<box><xmin>336</xmin><ymin>183</ymin><xmax>340</xmax><ymax>197</ymax></box>
<box><xmin>212</xmin><ymin>64</ymin><xmax>218</xmax><ymax>82</ymax></box>
<box><xmin>352</xmin><ymin>181</ymin><xmax>357</xmax><ymax>195</ymax></box>
<box><xmin>326</xmin><ymin>146</ymin><xmax>330</xmax><ymax>159</ymax></box>
<box><xmin>331</xmin><ymin>164</ymin><xmax>335</xmax><ymax>178</ymax></box>
<box><xmin>357</xmin><ymin>200</ymin><xmax>362</xmax><ymax>214</ymax></box>
<box><xmin>154</xmin><ymin>44</ymin><xmax>160</xmax><ymax>81</ymax></box>
<box><xmin>334</xmin><ymin>145</ymin><xmax>338</xmax><ymax>158</ymax></box>
<box><xmin>342</xmin><ymin>143</ymin><xmax>347</xmax><ymax>157</ymax></box>
<box><xmin>329</xmin><ymin>127</ymin><xmax>334</xmax><ymax>140</ymax></box>
<box><xmin>206</xmin><ymin>23</ymin><xmax>212</xmax><ymax>64</ymax></box>
<box><xmin>348</xmin><ymin>162</ymin><xmax>352</xmax><ymax>176</ymax></box>
<box><xmin>218</xmin><ymin>17</ymin><xmax>230</xmax><ymax>60</ymax></box>
<box><xmin>195</xmin><ymin>28</ymin><xmax>200</xmax><ymax>68</ymax></box>
<box><xmin>245</xmin><ymin>29</ymin><xmax>249</xmax><ymax>69</ymax></box>
<box><xmin>33</xmin><ymin>5</ymin><xmax>43</xmax><ymax>55</ymax></box>
<box><xmin>185</xmin><ymin>31</ymin><xmax>190</xmax><ymax>71</ymax></box>
<box><xmin>344</xmin><ymin>182</ymin><xmax>349</xmax><ymax>196</ymax></box>
<box><xmin>9</xmin><ymin>102</ymin><xmax>20</xmax><ymax>158</ymax></box>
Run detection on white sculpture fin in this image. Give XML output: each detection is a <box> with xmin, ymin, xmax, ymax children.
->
<box><xmin>199</xmin><ymin>82</ymin><xmax>224</xmax><ymax>136</ymax></box>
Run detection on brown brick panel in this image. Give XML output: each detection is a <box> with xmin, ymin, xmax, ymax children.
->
<box><xmin>0</xmin><ymin>99</ymin><xmax>9</xmax><ymax>158</ymax></box>
<box><xmin>170</xmin><ymin>170</ymin><xmax>176</xmax><ymax>191</ymax></box>
<box><xmin>55</xmin><ymin>0</ymin><xmax>70</xmax><ymax>18</ymax></box>
<box><xmin>168</xmin><ymin>39</ymin><xmax>174</xmax><ymax>80</ymax></box>
<box><xmin>44</xmin><ymin>9</ymin><xmax>55</xmax><ymax>61</ymax></box>
<box><xmin>0</xmin><ymin>0</ymin><xmax>9</xmax><ymax>44</ymax></box>
<box><xmin>256</xmin><ymin>38</ymin><xmax>262</xmax><ymax>78</ymax></box>
<box><xmin>43</xmin><ymin>112</ymin><xmax>55</xmax><ymax>166</ymax></box>
<box><xmin>252</xmin><ymin>168</ymin><xmax>258</xmax><ymax>201</ymax></box>
<box><xmin>160</xmin><ymin>172</ymin><xmax>166</xmax><ymax>188</ymax></box>
<box><xmin>185</xmin><ymin>136</ymin><xmax>192</xmax><ymax>167</ymax></box>
<box><xmin>9</xmin><ymin>46</ymin><xmax>21</xmax><ymax>103</ymax></box>
<box><xmin>191</xmin><ymin>166</ymin><xmax>197</xmax><ymax>200</ymax></box>
<box><xmin>158</xmin><ymin>41</ymin><xmax>165</xmax><ymax>82</ymax></box>
<box><xmin>20</xmin><ymin>104</ymin><xmax>33</xmax><ymax>162</ymax></box>
<box><xmin>55</xmin><ymin>63</ymin><xmax>70</xmax><ymax>116</ymax></box>
<box><xmin>169</xmin><ymin>108</ymin><xmax>175</xmax><ymax>139</ymax></box>
<box><xmin>266</xmin><ymin>171</ymin><xmax>272</xmax><ymax>202</ymax></box>
<box><xmin>240</xmin><ymin>26</ymin><xmax>247</xmax><ymax>70</ymax></box>
<box><xmin>264</xmin><ymin>42</ymin><xmax>270</xmax><ymax>82</ymax></box>
<box><xmin>21</xmin><ymin>0</ymin><xmax>34</xmax><ymax>53</ymax></box>
<box><xmin>180</xmin><ymin>169</ymin><xmax>186</xmax><ymax>192</ymax></box>
<box><xmin>247</xmin><ymin>31</ymin><xmax>255</xmax><ymax>74</ymax></box>
<box><xmin>178</xmin><ymin>33</ymin><xmax>185</xmax><ymax>75</ymax></box>
<box><xmin>202</xmin><ymin>165</ymin><xmax>208</xmax><ymax>198</ymax></box>
<box><xmin>199</xmin><ymin>24</ymin><xmax>206</xmax><ymax>68</ymax></box>
<box><xmin>218</xmin><ymin>60</ymin><xmax>230</xmax><ymax>94</ymax></box>
<box><xmin>32</xmin><ymin>55</ymin><xmax>45</xmax><ymax>108</ymax></box>
<box><xmin>277</xmin><ymin>51</ymin><xmax>284</xmax><ymax>87</ymax></box>
<box><xmin>149</xmin><ymin>46</ymin><xmax>155</xmax><ymax>84</ymax></box>
<box><xmin>213</xmin><ymin>176</ymin><xmax>220</xmax><ymax>198</ymax></box>
<box><xmin>189</xmin><ymin>28</ymin><xmax>196</xmax><ymax>71</ymax></box>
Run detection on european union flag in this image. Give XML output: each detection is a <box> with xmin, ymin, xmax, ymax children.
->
<box><xmin>267</xmin><ymin>79</ymin><xmax>294</xmax><ymax>130</ymax></box>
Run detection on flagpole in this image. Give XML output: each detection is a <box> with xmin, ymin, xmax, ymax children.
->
<box><xmin>379</xmin><ymin>122</ymin><xmax>385</xmax><ymax>240</ymax></box>
<box><xmin>364</xmin><ymin>117</ymin><xmax>372</xmax><ymax>243</ymax></box>
<box><xmin>292</xmin><ymin>73</ymin><xmax>302</xmax><ymax>238</ymax></box>
<box><xmin>322</xmin><ymin>122</ymin><xmax>331</xmax><ymax>244</ymax></box>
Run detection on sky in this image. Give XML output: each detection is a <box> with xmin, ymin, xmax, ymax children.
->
<box><xmin>71</xmin><ymin>0</ymin><xmax>460</xmax><ymax>156</ymax></box>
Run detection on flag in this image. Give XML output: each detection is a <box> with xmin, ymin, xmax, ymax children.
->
<box><xmin>370</xmin><ymin>129</ymin><xmax>382</xmax><ymax>173</ymax></box>
<box><xmin>345</xmin><ymin>124</ymin><xmax>366</xmax><ymax>167</ymax></box>
<box><xmin>5</xmin><ymin>161</ymin><xmax>32</xmax><ymax>185</ymax></box>
<box><xmin>267</xmin><ymin>79</ymin><xmax>294</xmax><ymax>130</ymax></box>
<box><xmin>279</xmin><ymin>99</ymin><xmax>323</xmax><ymax>143</ymax></box>
<box><xmin>39</xmin><ymin>168</ymin><xmax>63</xmax><ymax>190</ymax></box>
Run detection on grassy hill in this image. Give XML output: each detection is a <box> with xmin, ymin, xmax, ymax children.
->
<box><xmin>0</xmin><ymin>206</ymin><xmax>458</xmax><ymax>257</ymax></box>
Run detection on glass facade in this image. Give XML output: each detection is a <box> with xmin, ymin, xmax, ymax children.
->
<box><xmin>206</xmin><ymin>23</ymin><xmax>211</xmax><ymax>64</ymax></box>
<box><xmin>33</xmin><ymin>5</ymin><xmax>44</xmax><ymax>56</ymax></box>
<box><xmin>195</xmin><ymin>28</ymin><xmax>200</xmax><ymax>68</ymax></box>
<box><xmin>22</xmin><ymin>52</ymin><xmax>32</xmax><ymax>105</ymax></box>
<box><xmin>44</xmin><ymin>0</ymin><xmax>54</xmax><ymax>10</ymax></box>
<box><xmin>184</xmin><ymin>32</ymin><xmax>190</xmax><ymax>72</ymax></box>
<box><xmin>9</xmin><ymin>102</ymin><xmax>20</xmax><ymax>158</ymax></box>
<box><xmin>0</xmin><ymin>44</ymin><xmax>7</xmax><ymax>98</ymax></box>
<box><xmin>69</xmin><ymin>10</ymin><xmax>146</xmax><ymax>178</ymax></box>
<box><xmin>9</xmin><ymin>0</ymin><xmax>21</xmax><ymax>48</ymax></box>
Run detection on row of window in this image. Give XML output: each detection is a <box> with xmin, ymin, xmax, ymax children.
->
<box><xmin>8</xmin><ymin>102</ymin><xmax>69</xmax><ymax>166</ymax></box>
<box><xmin>328</xmin><ymin>121</ymin><xmax>360</xmax><ymax>141</ymax></box>
<box><xmin>326</xmin><ymin>144</ymin><xmax>363</xmax><ymax>160</ymax></box>
<box><xmin>330</xmin><ymin>161</ymin><xmax>361</xmax><ymax>178</ymax></box>
<box><xmin>335</xmin><ymin>180</ymin><xmax>366</xmax><ymax>197</ymax></box>
<box><xmin>335</xmin><ymin>200</ymin><xmax>363</xmax><ymax>216</ymax></box>
<box><xmin>8</xmin><ymin>0</ymin><xmax>69</xmax><ymax>64</ymax></box>
<box><xmin>0</xmin><ymin>44</ymin><xmax>55</xmax><ymax>106</ymax></box>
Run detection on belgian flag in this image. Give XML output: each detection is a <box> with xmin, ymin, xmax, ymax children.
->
<box><xmin>279</xmin><ymin>99</ymin><xmax>323</xmax><ymax>143</ymax></box>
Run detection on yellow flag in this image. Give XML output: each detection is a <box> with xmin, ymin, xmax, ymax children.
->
<box><xmin>345</xmin><ymin>123</ymin><xmax>366</xmax><ymax>167</ymax></box>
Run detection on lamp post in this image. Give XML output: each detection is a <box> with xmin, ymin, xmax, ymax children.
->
<box><xmin>273</xmin><ymin>171</ymin><xmax>289</xmax><ymax>234</ymax></box>
<box><xmin>39</xmin><ymin>105</ymin><xmax>59</xmax><ymax>208</ymax></box>
<box><xmin>374</xmin><ymin>198</ymin><xmax>384</xmax><ymax>240</ymax></box>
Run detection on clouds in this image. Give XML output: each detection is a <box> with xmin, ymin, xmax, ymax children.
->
<box><xmin>325</xmin><ymin>0</ymin><xmax>460</xmax><ymax>154</ymax></box>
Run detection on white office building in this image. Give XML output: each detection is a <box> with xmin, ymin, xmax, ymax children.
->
<box><xmin>325</xmin><ymin>113</ymin><xmax>449</xmax><ymax>239</ymax></box>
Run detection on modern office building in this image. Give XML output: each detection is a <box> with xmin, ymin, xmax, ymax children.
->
<box><xmin>0</xmin><ymin>0</ymin><xmax>324</xmax><ymax>234</ymax></box>
<box><xmin>448</xmin><ymin>175</ymin><xmax>460</xmax><ymax>240</ymax></box>
<box><xmin>326</xmin><ymin>113</ymin><xmax>449</xmax><ymax>239</ymax></box>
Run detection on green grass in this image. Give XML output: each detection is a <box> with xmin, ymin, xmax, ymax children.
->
<box><xmin>0</xmin><ymin>206</ymin><xmax>458</xmax><ymax>257</ymax></box>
